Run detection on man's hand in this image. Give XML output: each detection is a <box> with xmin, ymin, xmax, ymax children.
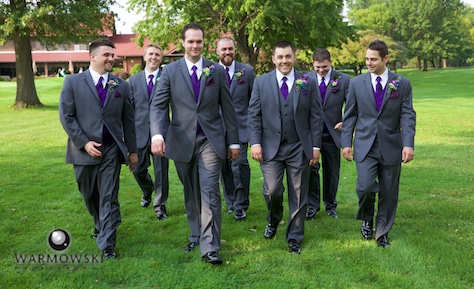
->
<box><xmin>342</xmin><ymin>147</ymin><xmax>353</xmax><ymax>161</ymax></box>
<box><xmin>228</xmin><ymin>148</ymin><xmax>240</xmax><ymax>161</ymax></box>
<box><xmin>128</xmin><ymin>153</ymin><xmax>138</xmax><ymax>171</ymax></box>
<box><xmin>251</xmin><ymin>145</ymin><xmax>263</xmax><ymax>162</ymax></box>
<box><xmin>334</xmin><ymin>122</ymin><xmax>342</xmax><ymax>132</ymax></box>
<box><xmin>309</xmin><ymin>150</ymin><xmax>321</xmax><ymax>166</ymax></box>
<box><xmin>84</xmin><ymin>141</ymin><xmax>102</xmax><ymax>157</ymax></box>
<box><xmin>402</xmin><ymin>147</ymin><xmax>414</xmax><ymax>163</ymax></box>
<box><xmin>151</xmin><ymin>139</ymin><xmax>165</xmax><ymax>156</ymax></box>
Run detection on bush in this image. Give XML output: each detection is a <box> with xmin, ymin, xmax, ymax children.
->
<box><xmin>129</xmin><ymin>63</ymin><xmax>142</xmax><ymax>76</ymax></box>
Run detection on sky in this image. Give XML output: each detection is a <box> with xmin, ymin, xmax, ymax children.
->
<box><xmin>112</xmin><ymin>0</ymin><xmax>474</xmax><ymax>34</ymax></box>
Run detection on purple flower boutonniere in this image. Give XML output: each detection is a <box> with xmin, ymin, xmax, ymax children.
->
<box><xmin>329</xmin><ymin>75</ymin><xmax>341</xmax><ymax>93</ymax></box>
<box><xmin>233</xmin><ymin>68</ymin><xmax>245</xmax><ymax>84</ymax></box>
<box><xmin>295</xmin><ymin>74</ymin><xmax>308</xmax><ymax>91</ymax></box>
<box><xmin>107</xmin><ymin>79</ymin><xmax>120</xmax><ymax>92</ymax></box>
<box><xmin>388</xmin><ymin>77</ymin><xmax>401</xmax><ymax>99</ymax></box>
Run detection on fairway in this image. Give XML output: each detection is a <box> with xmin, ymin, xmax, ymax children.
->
<box><xmin>0</xmin><ymin>68</ymin><xmax>473</xmax><ymax>288</ymax></box>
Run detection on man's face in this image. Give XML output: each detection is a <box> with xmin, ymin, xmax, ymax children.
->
<box><xmin>366</xmin><ymin>48</ymin><xmax>388</xmax><ymax>75</ymax></box>
<box><xmin>144</xmin><ymin>47</ymin><xmax>163</xmax><ymax>72</ymax></box>
<box><xmin>182</xmin><ymin>28</ymin><xmax>204</xmax><ymax>63</ymax></box>
<box><xmin>313</xmin><ymin>59</ymin><xmax>332</xmax><ymax>78</ymax></box>
<box><xmin>91</xmin><ymin>45</ymin><xmax>115</xmax><ymax>74</ymax></box>
<box><xmin>272</xmin><ymin>46</ymin><xmax>295</xmax><ymax>75</ymax></box>
<box><xmin>216</xmin><ymin>40</ymin><xmax>235</xmax><ymax>66</ymax></box>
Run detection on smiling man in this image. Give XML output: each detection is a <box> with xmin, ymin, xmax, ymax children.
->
<box><xmin>248</xmin><ymin>40</ymin><xmax>322</xmax><ymax>254</ymax></box>
<box><xmin>149</xmin><ymin>23</ymin><xmax>239</xmax><ymax>265</ymax></box>
<box><xmin>341</xmin><ymin>40</ymin><xmax>416</xmax><ymax>248</ymax></box>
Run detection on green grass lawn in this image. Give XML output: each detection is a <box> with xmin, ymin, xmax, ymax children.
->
<box><xmin>0</xmin><ymin>68</ymin><xmax>473</xmax><ymax>289</ymax></box>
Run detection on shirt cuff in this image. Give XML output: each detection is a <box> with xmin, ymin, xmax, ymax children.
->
<box><xmin>151</xmin><ymin>134</ymin><xmax>164</xmax><ymax>143</ymax></box>
<box><xmin>313</xmin><ymin>147</ymin><xmax>320</xmax><ymax>151</ymax></box>
<box><xmin>229</xmin><ymin>144</ymin><xmax>240</xmax><ymax>149</ymax></box>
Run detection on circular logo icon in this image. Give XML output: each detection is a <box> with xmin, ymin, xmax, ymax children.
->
<box><xmin>48</xmin><ymin>229</ymin><xmax>70</xmax><ymax>251</ymax></box>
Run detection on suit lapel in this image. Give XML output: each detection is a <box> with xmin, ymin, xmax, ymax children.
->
<box><xmin>103</xmin><ymin>74</ymin><xmax>115</xmax><ymax>108</ymax></box>
<box><xmin>363</xmin><ymin>73</ymin><xmax>377</xmax><ymax>111</ymax></box>
<box><xmin>380</xmin><ymin>71</ymin><xmax>397</xmax><ymax>111</ymax></box>
<box><xmin>84</xmin><ymin>70</ymin><xmax>101</xmax><ymax>105</ymax></box>
<box><xmin>179</xmin><ymin>58</ymin><xmax>196</xmax><ymax>102</ymax></box>
<box><xmin>270</xmin><ymin>70</ymin><xmax>280</xmax><ymax>108</ymax></box>
<box><xmin>230</xmin><ymin>62</ymin><xmax>240</xmax><ymax>95</ymax></box>
<box><xmin>198</xmin><ymin>59</ymin><xmax>212</xmax><ymax>106</ymax></box>
<box><xmin>292</xmin><ymin>70</ymin><xmax>302</xmax><ymax>110</ymax></box>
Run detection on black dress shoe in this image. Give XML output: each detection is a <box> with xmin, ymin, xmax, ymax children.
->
<box><xmin>234</xmin><ymin>209</ymin><xmax>246</xmax><ymax>220</ymax></box>
<box><xmin>103</xmin><ymin>248</ymin><xmax>117</xmax><ymax>259</ymax></box>
<box><xmin>361</xmin><ymin>220</ymin><xmax>374</xmax><ymax>239</ymax></box>
<box><xmin>263</xmin><ymin>224</ymin><xmax>277</xmax><ymax>239</ymax></box>
<box><xmin>288</xmin><ymin>239</ymin><xmax>302</xmax><ymax>254</ymax></box>
<box><xmin>156</xmin><ymin>213</ymin><xmax>167</xmax><ymax>220</ymax></box>
<box><xmin>184</xmin><ymin>241</ymin><xmax>199</xmax><ymax>252</ymax></box>
<box><xmin>227</xmin><ymin>208</ymin><xmax>234</xmax><ymax>214</ymax></box>
<box><xmin>140</xmin><ymin>197</ymin><xmax>151</xmax><ymax>207</ymax></box>
<box><xmin>202</xmin><ymin>252</ymin><xmax>223</xmax><ymax>264</ymax></box>
<box><xmin>377</xmin><ymin>235</ymin><xmax>390</xmax><ymax>248</ymax></box>
<box><xmin>327</xmin><ymin>211</ymin><xmax>338</xmax><ymax>219</ymax></box>
<box><xmin>91</xmin><ymin>229</ymin><xmax>99</xmax><ymax>239</ymax></box>
<box><xmin>305</xmin><ymin>208</ymin><xmax>319</xmax><ymax>219</ymax></box>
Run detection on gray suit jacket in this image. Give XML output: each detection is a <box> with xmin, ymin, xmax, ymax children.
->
<box><xmin>341</xmin><ymin>71</ymin><xmax>416</xmax><ymax>165</ymax></box>
<box><xmin>59</xmin><ymin>70</ymin><xmax>137</xmax><ymax>165</ymax></box>
<box><xmin>129</xmin><ymin>70</ymin><xmax>169</xmax><ymax>149</ymax></box>
<box><xmin>248</xmin><ymin>70</ymin><xmax>323</xmax><ymax>161</ymax></box>
<box><xmin>150</xmin><ymin>57</ymin><xmax>239</xmax><ymax>163</ymax></box>
<box><xmin>229</xmin><ymin>61</ymin><xmax>255</xmax><ymax>143</ymax></box>
<box><xmin>307</xmin><ymin>69</ymin><xmax>349</xmax><ymax>148</ymax></box>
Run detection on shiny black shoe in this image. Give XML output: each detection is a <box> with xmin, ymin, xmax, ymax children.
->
<box><xmin>227</xmin><ymin>208</ymin><xmax>235</xmax><ymax>214</ymax></box>
<box><xmin>140</xmin><ymin>197</ymin><xmax>151</xmax><ymax>207</ymax></box>
<box><xmin>377</xmin><ymin>235</ymin><xmax>390</xmax><ymax>248</ymax></box>
<box><xmin>184</xmin><ymin>241</ymin><xmax>199</xmax><ymax>252</ymax></box>
<box><xmin>156</xmin><ymin>213</ymin><xmax>167</xmax><ymax>221</ymax></box>
<box><xmin>91</xmin><ymin>229</ymin><xmax>99</xmax><ymax>239</ymax></box>
<box><xmin>305</xmin><ymin>208</ymin><xmax>319</xmax><ymax>219</ymax></box>
<box><xmin>263</xmin><ymin>224</ymin><xmax>277</xmax><ymax>239</ymax></box>
<box><xmin>202</xmin><ymin>252</ymin><xmax>223</xmax><ymax>264</ymax></box>
<box><xmin>327</xmin><ymin>211</ymin><xmax>338</xmax><ymax>219</ymax></box>
<box><xmin>103</xmin><ymin>248</ymin><xmax>117</xmax><ymax>259</ymax></box>
<box><xmin>361</xmin><ymin>220</ymin><xmax>374</xmax><ymax>240</ymax></box>
<box><xmin>288</xmin><ymin>239</ymin><xmax>302</xmax><ymax>254</ymax></box>
<box><xmin>234</xmin><ymin>210</ymin><xmax>246</xmax><ymax>221</ymax></box>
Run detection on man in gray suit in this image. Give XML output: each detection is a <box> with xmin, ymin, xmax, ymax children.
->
<box><xmin>341</xmin><ymin>40</ymin><xmax>416</xmax><ymax>248</ymax></box>
<box><xmin>59</xmin><ymin>38</ymin><xmax>138</xmax><ymax>259</ymax></box>
<box><xmin>216</xmin><ymin>37</ymin><xmax>255</xmax><ymax>221</ymax></box>
<box><xmin>150</xmin><ymin>23</ymin><xmax>239</xmax><ymax>264</ymax></box>
<box><xmin>129</xmin><ymin>43</ymin><xmax>170</xmax><ymax>220</ymax></box>
<box><xmin>306</xmin><ymin>48</ymin><xmax>350</xmax><ymax>220</ymax></box>
<box><xmin>248</xmin><ymin>41</ymin><xmax>322</xmax><ymax>254</ymax></box>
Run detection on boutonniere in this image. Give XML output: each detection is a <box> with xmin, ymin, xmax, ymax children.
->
<box><xmin>329</xmin><ymin>75</ymin><xmax>341</xmax><ymax>92</ymax></box>
<box><xmin>295</xmin><ymin>74</ymin><xmax>308</xmax><ymax>91</ymax></box>
<box><xmin>387</xmin><ymin>77</ymin><xmax>401</xmax><ymax>99</ymax></box>
<box><xmin>202</xmin><ymin>64</ymin><xmax>215</xmax><ymax>79</ymax></box>
<box><xmin>233</xmin><ymin>68</ymin><xmax>245</xmax><ymax>84</ymax></box>
<box><xmin>107</xmin><ymin>79</ymin><xmax>120</xmax><ymax>92</ymax></box>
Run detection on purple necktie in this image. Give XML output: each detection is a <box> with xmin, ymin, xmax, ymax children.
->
<box><xmin>96</xmin><ymin>76</ymin><xmax>106</xmax><ymax>107</ymax></box>
<box><xmin>225</xmin><ymin>67</ymin><xmax>232</xmax><ymax>88</ymax></box>
<box><xmin>191</xmin><ymin>66</ymin><xmax>200</xmax><ymax>101</ymax></box>
<box><xmin>319</xmin><ymin>77</ymin><xmax>327</xmax><ymax>103</ymax></box>
<box><xmin>375</xmin><ymin>76</ymin><xmax>384</xmax><ymax>111</ymax></box>
<box><xmin>147</xmin><ymin>74</ymin><xmax>154</xmax><ymax>98</ymax></box>
<box><xmin>281</xmin><ymin>76</ymin><xmax>289</xmax><ymax>100</ymax></box>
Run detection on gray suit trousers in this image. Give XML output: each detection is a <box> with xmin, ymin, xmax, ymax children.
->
<box><xmin>260</xmin><ymin>141</ymin><xmax>309</xmax><ymax>243</ymax></box>
<box><xmin>221</xmin><ymin>142</ymin><xmax>250</xmax><ymax>211</ymax></box>
<box><xmin>355</xmin><ymin>138</ymin><xmax>401</xmax><ymax>239</ymax></box>
<box><xmin>73</xmin><ymin>144</ymin><xmax>122</xmax><ymax>251</ymax></box>
<box><xmin>174</xmin><ymin>135</ymin><xmax>223</xmax><ymax>256</ymax></box>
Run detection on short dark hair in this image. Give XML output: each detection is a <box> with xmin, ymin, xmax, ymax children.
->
<box><xmin>181</xmin><ymin>22</ymin><xmax>205</xmax><ymax>40</ymax></box>
<box><xmin>312</xmin><ymin>48</ymin><xmax>331</xmax><ymax>62</ymax></box>
<box><xmin>368</xmin><ymin>40</ymin><xmax>389</xmax><ymax>59</ymax></box>
<box><xmin>272</xmin><ymin>41</ymin><xmax>294</xmax><ymax>55</ymax></box>
<box><xmin>89</xmin><ymin>38</ymin><xmax>115</xmax><ymax>54</ymax></box>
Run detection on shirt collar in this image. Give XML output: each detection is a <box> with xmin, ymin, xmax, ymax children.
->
<box><xmin>371</xmin><ymin>67</ymin><xmax>389</xmax><ymax>86</ymax></box>
<box><xmin>145</xmin><ymin>68</ymin><xmax>160</xmax><ymax>82</ymax></box>
<box><xmin>89</xmin><ymin>68</ymin><xmax>109</xmax><ymax>86</ymax></box>
<box><xmin>184</xmin><ymin>57</ymin><xmax>203</xmax><ymax>76</ymax></box>
<box><xmin>276</xmin><ymin>68</ymin><xmax>295</xmax><ymax>83</ymax></box>
<box><xmin>317</xmin><ymin>67</ymin><xmax>332</xmax><ymax>84</ymax></box>
<box><xmin>219</xmin><ymin>61</ymin><xmax>235</xmax><ymax>75</ymax></box>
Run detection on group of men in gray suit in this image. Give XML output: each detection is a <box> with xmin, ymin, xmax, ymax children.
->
<box><xmin>59</xmin><ymin>23</ymin><xmax>415</xmax><ymax>262</ymax></box>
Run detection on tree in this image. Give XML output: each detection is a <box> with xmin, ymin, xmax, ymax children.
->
<box><xmin>127</xmin><ymin>0</ymin><xmax>353</xmax><ymax>73</ymax></box>
<box><xmin>0</xmin><ymin>0</ymin><xmax>116</xmax><ymax>108</ymax></box>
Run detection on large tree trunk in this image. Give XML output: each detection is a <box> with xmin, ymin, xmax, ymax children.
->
<box><xmin>234</xmin><ymin>31</ymin><xmax>257</xmax><ymax>67</ymax></box>
<box><xmin>422</xmin><ymin>59</ymin><xmax>428</xmax><ymax>72</ymax></box>
<box><xmin>13</xmin><ymin>34</ymin><xmax>42</xmax><ymax>108</ymax></box>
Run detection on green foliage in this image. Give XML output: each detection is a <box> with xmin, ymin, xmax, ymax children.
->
<box><xmin>129</xmin><ymin>63</ymin><xmax>143</xmax><ymax>76</ymax></box>
<box><xmin>127</xmin><ymin>0</ymin><xmax>353</xmax><ymax>72</ymax></box>
<box><xmin>0</xmin><ymin>69</ymin><xmax>474</xmax><ymax>288</ymax></box>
